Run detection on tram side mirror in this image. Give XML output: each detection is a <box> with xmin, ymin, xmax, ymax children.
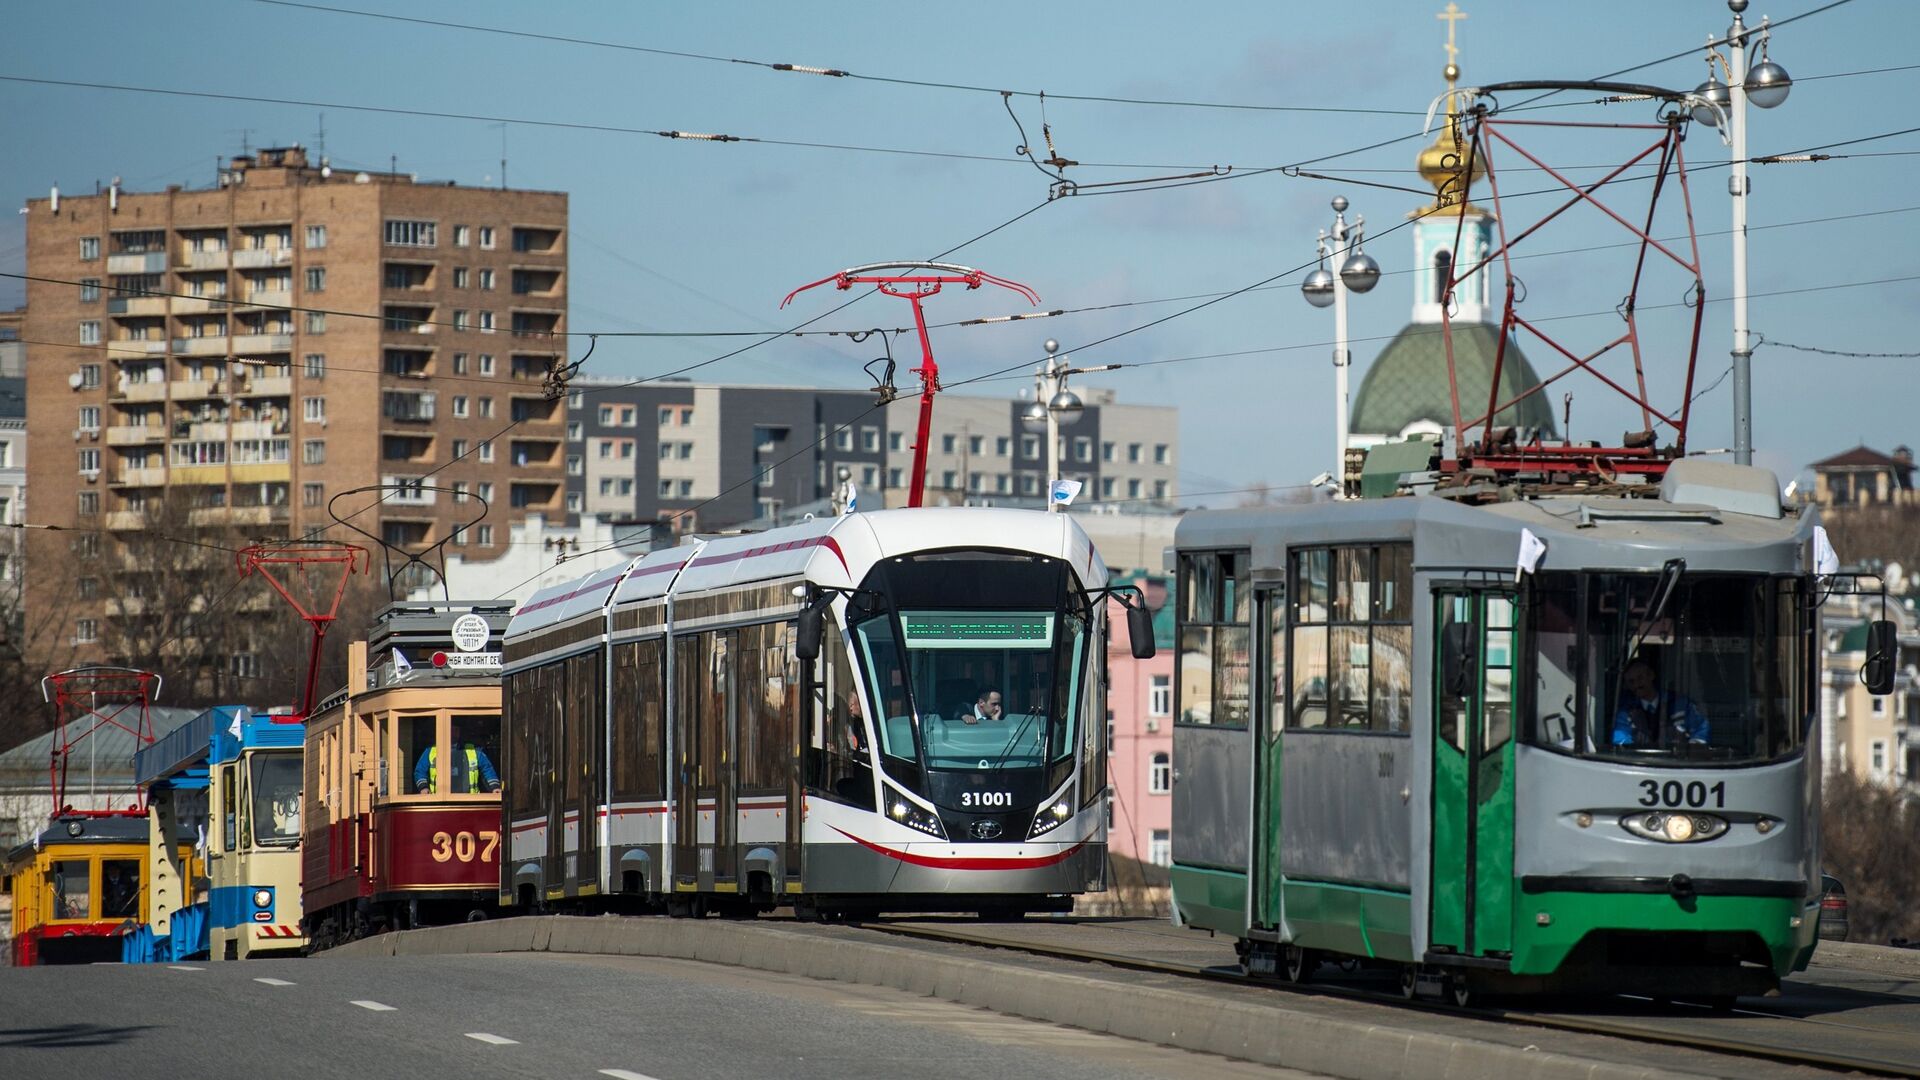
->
<box><xmin>1127</xmin><ymin>600</ymin><xmax>1156</xmax><ymax>660</ymax></box>
<box><xmin>1863</xmin><ymin>620</ymin><xmax>1898</xmax><ymax>696</ymax></box>
<box><xmin>794</xmin><ymin>594</ymin><xmax>832</xmax><ymax>662</ymax></box>
<box><xmin>1441</xmin><ymin>621</ymin><xmax>1476</xmax><ymax>699</ymax></box>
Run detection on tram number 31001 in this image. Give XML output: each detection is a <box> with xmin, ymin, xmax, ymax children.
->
<box><xmin>429</xmin><ymin>830</ymin><xmax>501</xmax><ymax>864</ymax></box>
<box><xmin>1636</xmin><ymin>779</ymin><xmax>1727</xmax><ymax>809</ymax></box>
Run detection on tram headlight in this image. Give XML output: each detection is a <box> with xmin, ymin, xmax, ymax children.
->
<box><xmin>1029</xmin><ymin>800</ymin><xmax>1072</xmax><ymax>839</ymax></box>
<box><xmin>881</xmin><ymin>785</ymin><xmax>945</xmax><ymax>839</ymax></box>
<box><xmin>253</xmin><ymin>888</ymin><xmax>273</xmax><ymax>909</ymax></box>
<box><xmin>1620</xmin><ymin>811</ymin><xmax>1729</xmax><ymax>843</ymax></box>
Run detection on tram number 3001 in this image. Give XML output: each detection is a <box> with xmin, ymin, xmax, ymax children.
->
<box><xmin>1636</xmin><ymin>780</ymin><xmax>1727</xmax><ymax>809</ymax></box>
<box><xmin>960</xmin><ymin>791</ymin><xmax>1012</xmax><ymax>809</ymax></box>
<box><xmin>429</xmin><ymin>830</ymin><xmax>501</xmax><ymax>864</ymax></box>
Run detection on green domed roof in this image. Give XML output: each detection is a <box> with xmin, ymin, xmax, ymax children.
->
<box><xmin>1351</xmin><ymin>322</ymin><xmax>1559</xmax><ymax>438</ymax></box>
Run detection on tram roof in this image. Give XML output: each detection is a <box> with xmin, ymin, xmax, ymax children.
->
<box><xmin>1178</xmin><ymin>466</ymin><xmax>1813</xmax><ymax>575</ymax></box>
<box><xmin>135</xmin><ymin>705</ymin><xmax>301</xmax><ymax>789</ymax></box>
<box><xmin>0</xmin><ymin>706</ymin><xmax>202</xmax><ymax>793</ymax></box>
<box><xmin>507</xmin><ymin>508</ymin><xmax>1108</xmax><ymax>638</ymax></box>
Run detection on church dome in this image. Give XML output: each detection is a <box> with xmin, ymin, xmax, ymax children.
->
<box><xmin>1351</xmin><ymin>322</ymin><xmax>1558</xmax><ymax>439</ymax></box>
<box><xmin>1415</xmin><ymin>118</ymin><xmax>1485</xmax><ymax>213</ymax></box>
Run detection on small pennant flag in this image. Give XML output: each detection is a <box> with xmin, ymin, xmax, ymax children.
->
<box><xmin>843</xmin><ymin>481</ymin><xmax>859</xmax><ymax>515</ymax></box>
<box><xmin>1050</xmin><ymin>479</ymin><xmax>1084</xmax><ymax>507</ymax></box>
<box><xmin>1515</xmin><ymin>527</ymin><xmax>1547</xmax><ymax>582</ymax></box>
<box><xmin>393</xmin><ymin>647</ymin><xmax>413</xmax><ymax>676</ymax></box>
<box><xmin>1813</xmin><ymin>525</ymin><xmax>1839</xmax><ymax>576</ymax></box>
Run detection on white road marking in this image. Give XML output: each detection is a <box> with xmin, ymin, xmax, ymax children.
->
<box><xmin>598</xmin><ymin>1071</ymin><xmax>663</xmax><ymax>1080</ymax></box>
<box><xmin>464</xmin><ymin>1033</ymin><xmax>518</xmax><ymax>1045</ymax></box>
<box><xmin>167</xmin><ymin>965</ymin><xmax>204</xmax><ymax>971</ymax></box>
<box><xmin>254</xmin><ymin>977</ymin><xmax>296</xmax><ymax>987</ymax></box>
<box><xmin>350</xmin><ymin>1000</ymin><xmax>397</xmax><ymax>1012</ymax></box>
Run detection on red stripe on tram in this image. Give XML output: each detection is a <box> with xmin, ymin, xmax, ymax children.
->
<box><xmin>828</xmin><ymin>826</ymin><xmax>1085</xmax><ymax>870</ymax></box>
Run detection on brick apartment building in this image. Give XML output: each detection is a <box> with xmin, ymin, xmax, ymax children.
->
<box><xmin>22</xmin><ymin>146</ymin><xmax>566</xmax><ymax>661</ymax></box>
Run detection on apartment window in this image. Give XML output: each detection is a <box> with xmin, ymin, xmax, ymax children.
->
<box><xmin>888</xmin><ymin>468</ymin><xmax>904</xmax><ymax>488</ymax></box>
<box><xmin>566</xmin><ymin>454</ymin><xmax>583</xmax><ymax>476</ymax></box>
<box><xmin>478</xmin><ymin>226</ymin><xmax>495</xmax><ymax>249</ymax></box>
<box><xmin>80</xmin><ymin>236</ymin><xmax>100</xmax><ymax>260</ymax></box>
<box><xmin>305</xmin><ymin>267</ymin><xmax>327</xmax><ymax>292</ymax></box>
<box><xmin>453</xmin><ymin>310</ymin><xmax>469</xmax><ymax>331</ymax></box>
<box><xmin>451</xmin><ymin>439</ymin><xmax>468</xmax><ymax>459</ymax></box>
<box><xmin>1149</xmin><ymin>752</ymin><xmax>1172</xmax><ymax>794</ymax></box>
<box><xmin>676</xmin><ymin>443</ymin><xmax>693</xmax><ymax>461</ymax></box>
<box><xmin>681</xmin><ymin>407</ymin><xmax>693</xmax><ymax>425</ymax></box>
<box><xmin>479</xmin><ymin>440</ymin><xmax>494</xmax><ymax>462</ymax></box>
<box><xmin>303</xmin><ymin>397</ymin><xmax>326</xmax><ymax>422</ymax></box>
<box><xmin>303</xmin><ymin>482</ymin><xmax>323</xmax><ymax>507</ymax></box>
<box><xmin>453</xmin><ymin>225</ymin><xmax>470</xmax><ymax>247</ymax></box>
<box><xmin>476</xmin><ymin>524</ymin><xmax>493</xmax><ymax>546</ymax></box>
<box><xmin>384</xmin><ymin>219</ymin><xmax>437</xmax><ymax>247</ymax></box>
<box><xmin>599</xmin><ymin>478</ymin><xmax>614</xmax><ymax>496</ymax></box>
<box><xmin>478</xmin><ymin>268</ymin><xmax>495</xmax><ymax>291</ymax></box>
<box><xmin>599</xmin><ymin>406</ymin><xmax>614</xmax><ymax>425</ymax></box>
<box><xmin>941</xmin><ymin>434</ymin><xmax>956</xmax><ymax>454</ymax></box>
<box><xmin>942</xmin><ymin>471</ymin><xmax>959</xmax><ymax>489</ymax></box>
<box><xmin>80</xmin><ymin>321</ymin><xmax>100</xmax><ymax>345</ymax></box>
<box><xmin>453</xmin><ymin>395</ymin><xmax>469</xmax><ymax>418</ymax></box>
<box><xmin>75</xmin><ymin>533</ymin><xmax>99</xmax><ymax>558</ymax></box>
<box><xmin>476</xmin><ymin>482</ymin><xmax>494</xmax><ymax>506</ymax></box>
<box><xmin>302</xmin><ymin>439</ymin><xmax>325</xmax><ymax>464</ymax></box>
<box><xmin>76</xmin><ymin>491</ymin><xmax>99</xmax><ymax>516</ymax></box>
<box><xmin>677</xmin><ymin>480</ymin><xmax>692</xmax><ymax>497</ymax></box>
<box><xmin>996</xmin><ymin>436</ymin><xmax>1011</xmax><ymax>456</ymax></box>
<box><xmin>78</xmin><ymin>577</ymin><xmax>99</xmax><ymax>599</ymax></box>
<box><xmin>1128</xmin><ymin>478</ymin><xmax>1141</xmax><ymax>498</ymax></box>
<box><xmin>659</xmin><ymin>479</ymin><xmax>674</xmax><ymax>497</ymax></box>
<box><xmin>862</xmin><ymin>427</ymin><xmax>880</xmax><ymax>452</ymax></box>
<box><xmin>1074</xmin><ymin>436</ymin><xmax>1093</xmax><ymax>463</ymax></box>
<box><xmin>618</xmin><ymin>406</ymin><xmax>636</xmax><ymax>427</ymax></box>
<box><xmin>1872</xmin><ymin>697</ymin><xmax>1886</xmax><ymax>715</ymax></box>
<box><xmin>78</xmin><ymin>449</ymin><xmax>101</xmax><ymax>475</ymax></box>
<box><xmin>621</xmin><ymin>441</ymin><xmax>637</xmax><ymax>460</ymax></box>
<box><xmin>79</xmin><ymin>278</ymin><xmax>100</xmax><ymax>303</ymax></box>
<box><xmin>305</xmin><ymin>312</ymin><xmax>326</xmax><ymax>334</ymax></box>
<box><xmin>76</xmin><ymin>619</ymin><xmax>99</xmax><ymax>645</ymax></box>
<box><xmin>888</xmin><ymin>431</ymin><xmax>904</xmax><ymax>452</ymax></box>
<box><xmin>302</xmin><ymin>353</ymin><xmax>325</xmax><ymax>379</ymax></box>
<box><xmin>453</xmin><ymin>267</ymin><xmax>470</xmax><ymax>289</ymax></box>
<box><xmin>1020</xmin><ymin>434</ymin><xmax>1039</xmax><ymax>459</ymax></box>
<box><xmin>1872</xmin><ymin>740</ymin><xmax>1888</xmax><ymax>775</ymax></box>
<box><xmin>834</xmin><ymin>428</ymin><xmax>853</xmax><ymax>451</ymax></box>
<box><xmin>657</xmin><ymin>407</ymin><xmax>673</xmax><ymax>426</ymax></box>
<box><xmin>1128</xmin><ymin>443</ymin><xmax>1142</xmax><ymax>463</ymax></box>
<box><xmin>996</xmin><ymin>474</ymin><xmax>1009</xmax><ymax>493</ymax></box>
<box><xmin>1021</xmin><ymin>474</ymin><xmax>1039</xmax><ymax>496</ymax></box>
<box><xmin>1148</xmin><ymin>829</ymin><xmax>1172</xmax><ymax>868</ymax></box>
<box><xmin>305</xmin><ymin>224</ymin><xmax>327</xmax><ymax>249</ymax></box>
<box><xmin>862</xmin><ymin>465</ymin><xmax>878</xmax><ymax>486</ymax></box>
<box><xmin>1154</xmin><ymin>444</ymin><xmax>1171</xmax><ymax>465</ymax></box>
<box><xmin>1100</xmin><ymin>477</ymin><xmax>1115</xmax><ymax>498</ymax></box>
<box><xmin>478</xmin><ymin>354</ymin><xmax>494</xmax><ymax>375</ymax></box>
<box><xmin>1150</xmin><ymin>674</ymin><xmax>1172</xmax><ymax>716</ymax></box>
<box><xmin>617</xmin><ymin>478</ymin><xmax>633</xmax><ymax>496</ymax></box>
<box><xmin>77</xmin><ymin>406</ymin><xmax>100</xmax><ymax>432</ymax></box>
<box><xmin>479</xmin><ymin>397</ymin><xmax>494</xmax><ymax>418</ymax></box>
<box><xmin>477</xmin><ymin>311</ymin><xmax>494</xmax><ymax>334</ymax></box>
<box><xmin>446</xmin><ymin>353</ymin><xmax>466</xmax><ymax>377</ymax></box>
<box><xmin>1102</xmin><ymin>441</ymin><xmax>1115</xmax><ymax>462</ymax></box>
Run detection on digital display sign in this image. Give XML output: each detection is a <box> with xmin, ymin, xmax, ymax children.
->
<box><xmin>900</xmin><ymin>611</ymin><xmax>1054</xmax><ymax>650</ymax></box>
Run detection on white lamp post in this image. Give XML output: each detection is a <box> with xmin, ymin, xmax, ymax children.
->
<box><xmin>1301</xmin><ymin>196</ymin><xmax>1379</xmax><ymax>497</ymax></box>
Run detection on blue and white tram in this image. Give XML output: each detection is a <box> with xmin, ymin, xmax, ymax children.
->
<box><xmin>501</xmin><ymin>508</ymin><xmax>1149</xmax><ymax>919</ymax></box>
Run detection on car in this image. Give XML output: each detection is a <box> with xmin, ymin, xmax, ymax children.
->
<box><xmin>1818</xmin><ymin>873</ymin><xmax>1850</xmax><ymax>942</ymax></box>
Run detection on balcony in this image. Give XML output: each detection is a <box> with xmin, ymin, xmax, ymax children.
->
<box><xmin>107</xmin><ymin>252</ymin><xmax>168</xmax><ymax>275</ymax></box>
<box><xmin>106</xmin><ymin>425</ymin><xmax>163</xmax><ymax>445</ymax></box>
<box><xmin>172</xmin><ymin>336</ymin><xmax>229</xmax><ymax>356</ymax></box>
<box><xmin>111</xmin><ymin>467</ymin><xmax>168</xmax><ymax>487</ymax></box>
<box><xmin>170</xmin><ymin>463</ymin><xmax>226</xmax><ymax>484</ymax></box>
<box><xmin>190</xmin><ymin>504</ymin><xmax>290</xmax><ymax>527</ymax></box>
<box><xmin>227</xmin><ymin>462</ymin><xmax>291</xmax><ymax>484</ymax></box>
<box><xmin>107</xmin><ymin>296</ymin><xmax>169</xmax><ymax>317</ymax></box>
<box><xmin>104</xmin><ymin>510</ymin><xmax>149</xmax><ymax>531</ymax></box>
<box><xmin>235</xmin><ymin>375</ymin><xmax>292</xmax><ymax>397</ymax></box>
<box><xmin>108</xmin><ymin>339</ymin><xmax>169</xmax><ymax>358</ymax></box>
<box><xmin>383</xmin><ymin>307</ymin><xmax>435</xmax><ymax>335</ymax></box>
<box><xmin>233</xmin><ymin>332</ymin><xmax>294</xmax><ymax>353</ymax></box>
<box><xmin>187</xmin><ymin>421</ymin><xmax>230</xmax><ymax>442</ymax></box>
<box><xmin>115</xmin><ymin>381</ymin><xmax>170</xmax><ymax>403</ymax></box>
<box><xmin>237</xmin><ymin>290</ymin><xmax>292</xmax><ymax>311</ymax></box>
<box><xmin>178</xmin><ymin>248</ymin><xmax>229</xmax><ymax>270</ymax></box>
<box><xmin>231</xmin><ymin>420</ymin><xmax>288</xmax><ymax>440</ymax></box>
<box><xmin>382</xmin><ymin>391</ymin><xmax>437</xmax><ymax>423</ymax></box>
<box><xmin>232</xmin><ymin>248</ymin><xmax>292</xmax><ymax>269</ymax></box>
<box><xmin>170</xmin><ymin>379</ymin><xmax>226</xmax><ymax>400</ymax></box>
<box><xmin>170</xmin><ymin>296</ymin><xmax>218</xmax><ymax>315</ymax></box>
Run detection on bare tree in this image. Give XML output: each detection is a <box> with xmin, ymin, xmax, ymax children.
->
<box><xmin>1821</xmin><ymin>769</ymin><xmax>1920</xmax><ymax>944</ymax></box>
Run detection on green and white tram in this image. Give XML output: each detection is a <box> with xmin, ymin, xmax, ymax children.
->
<box><xmin>1168</xmin><ymin>459</ymin><xmax>1894</xmax><ymax>1002</ymax></box>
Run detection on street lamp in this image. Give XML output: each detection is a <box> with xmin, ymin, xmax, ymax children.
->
<box><xmin>1693</xmin><ymin>0</ymin><xmax>1791</xmax><ymax>466</ymax></box>
<box><xmin>1300</xmin><ymin>196</ymin><xmax>1379</xmax><ymax>496</ymax></box>
<box><xmin>1025</xmin><ymin>339</ymin><xmax>1116</xmax><ymax>512</ymax></box>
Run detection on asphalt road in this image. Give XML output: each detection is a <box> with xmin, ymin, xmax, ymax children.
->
<box><xmin>0</xmin><ymin>952</ymin><xmax>1318</xmax><ymax>1080</ymax></box>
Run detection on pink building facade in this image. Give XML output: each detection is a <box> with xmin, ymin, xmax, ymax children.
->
<box><xmin>1104</xmin><ymin>575</ymin><xmax>1175</xmax><ymax>866</ymax></box>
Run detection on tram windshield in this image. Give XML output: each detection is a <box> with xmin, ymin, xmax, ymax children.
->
<box><xmin>249</xmin><ymin>751</ymin><xmax>302</xmax><ymax>845</ymax></box>
<box><xmin>1528</xmin><ymin>572</ymin><xmax>1814</xmax><ymax>765</ymax></box>
<box><xmin>848</xmin><ymin>553</ymin><xmax>1087</xmax><ymax>801</ymax></box>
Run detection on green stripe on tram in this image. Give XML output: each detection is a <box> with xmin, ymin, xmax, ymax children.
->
<box><xmin>1170</xmin><ymin>863</ymin><xmax>1248</xmax><ymax>936</ymax></box>
<box><xmin>1282</xmin><ymin>878</ymin><xmax>1414</xmax><ymax>962</ymax></box>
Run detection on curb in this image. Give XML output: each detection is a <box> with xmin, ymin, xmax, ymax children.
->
<box><xmin>328</xmin><ymin>917</ymin><xmax>1692</xmax><ymax>1080</ymax></box>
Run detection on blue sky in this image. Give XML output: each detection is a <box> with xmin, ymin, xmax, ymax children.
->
<box><xmin>3</xmin><ymin>0</ymin><xmax>1915</xmax><ymax>497</ymax></box>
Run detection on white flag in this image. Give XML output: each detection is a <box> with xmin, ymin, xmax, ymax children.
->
<box><xmin>1050</xmin><ymin>479</ymin><xmax>1084</xmax><ymax>507</ymax></box>
<box><xmin>1515</xmin><ymin>527</ymin><xmax>1547</xmax><ymax>582</ymax></box>
<box><xmin>843</xmin><ymin>481</ymin><xmax>859</xmax><ymax>515</ymax></box>
<box><xmin>1813</xmin><ymin>524</ymin><xmax>1839</xmax><ymax>576</ymax></box>
<box><xmin>225</xmin><ymin>707</ymin><xmax>244</xmax><ymax>739</ymax></box>
<box><xmin>393</xmin><ymin>647</ymin><xmax>413</xmax><ymax>676</ymax></box>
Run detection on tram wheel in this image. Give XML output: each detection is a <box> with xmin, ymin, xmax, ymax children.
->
<box><xmin>1283</xmin><ymin>945</ymin><xmax>1314</xmax><ymax>984</ymax></box>
<box><xmin>1399</xmin><ymin>966</ymin><xmax>1419</xmax><ymax>1000</ymax></box>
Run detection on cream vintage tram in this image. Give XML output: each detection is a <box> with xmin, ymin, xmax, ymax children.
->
<box><xmin>502</xmin><ymin>508</ymin><xmax>1152</xmax><ymax>919</ymax></box>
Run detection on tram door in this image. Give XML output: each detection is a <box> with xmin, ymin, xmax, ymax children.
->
<box><xmin>672</xmin><ymin>635</ymin><xmax>700</xmax><ymax>888</ymax></box>
<box><xmin>1429</xmin><ymin>589</ymin><xmax>1518</xmax><ymax>959</ymax></box>
<box><xmin>1250</xmin><ymin>584</ymin><xmax>1287</xmax><ymax>932</ymax></box>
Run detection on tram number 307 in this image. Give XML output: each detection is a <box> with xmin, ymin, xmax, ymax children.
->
<box><xmin>1636</xmin><ymin>780</ymin><xmax>1727</xmax><ymax>809</ymax></box>
<box><xmin>429</xmin><ymin>830</ymin><xmax>501</xmax><ymax>864</ymax></box>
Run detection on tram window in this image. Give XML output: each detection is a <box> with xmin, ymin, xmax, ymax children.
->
<box><xmin>1288</xmin><ymin>543</ymin><xmax>1413</xmax><ymax>733</ymax></box>
<box><xmin>810</xmin><ymin>629</ymin><xmax>874</xmax><ymax>807</ymax></box>
<box><xmin>1266</xmin><ymin>590</ymin><xmax>1289</xmax><ymax>745</ymax></box>
<box><xmin>1185</xmin><ymin>553</ymin><xmax>1220</xmax><ymax>623</ymax></box>
<box><xmin>221</xmin><ymin>764</ymin><xmax>238</xmax><ymax>850</ymax></box>
<box><xmin>1179</xmin><ymin>624</ymin><xmax>1215</xmax><ymax>724</ymax></box>
<box><xmin>250</xmin><ymin>753</ymin><xmax>302</xmax><ymax>845</ymax></box>
<box><xmin>374</xmin><ymin>715</ymin><xmax>392</xmax><ymax>798</ymax></box>
<box><xmin>400</xmin><ymin>715</ymin><xmax>436</xmax><ymax>794</ymax></box>
<box><xmin>1436</xmin><ymin>595</ymin><xmax>1472</xmax><ymax>751</ymax></box>
<box><xmin>1176</xmin><ymin>549</ymin><xmax>1251</xmax><ymax>727</ymax></box>
<box><xmin>699</xmin><ymin>634</ymin><xmax>728</xmax><ymax>790</ymax></box>
<box><xmin>854</xmin><ymin>616</ymin><xmax>915</xmax><ymax>765</ymax></box>
<box><xmin>612</xmin><ymin>641</ymin><xmax>666</xmax><ymax>800</ymax></box>
<box><xmin>1483</xmin><ymin>596</ymin><xmax>1516</xmax><ymax>751</ymax></box>
<box><xmin>1371</xmin><ymin>624</ymin><xmax>1413</xmax><ymax>733</ymax></box>
<box><xmin>1225</xmin><ymin>551</ymin><xmax>1251</xmax><ymax>624</ymax></box>
<box><xmin>101</xmin><ymin>859</ymin><xmax>139</xmax><ymax>919</ymax></box>
<box><xmin>738</xmin><ymin>622</ymin><xmax>794</xmax><ymax>791</ymax></box>
<box><xmin>1290</xmin><ymin>623</ymin><xmax>1329</xmax><ymax>728</ymax></box>
<box><xmin>1296</xmin><ymin>549</ymin><xmax>1329</xmax><ymax>624</ymax></box>
<box><xmin>1213</xmin><ymin>625</ymin><xmax>1251</xmax><ymax>727</ymax></box>
<box><xmin>50</xmin><ymin>860</ymin><xmax>89</xmax><ymax>919</ymax></box>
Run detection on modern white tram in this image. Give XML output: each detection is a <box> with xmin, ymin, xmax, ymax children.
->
<box><xmin>500</xmin><ymin>508</ymin><xmax>1152</xmax><ymax>919</ymax></box>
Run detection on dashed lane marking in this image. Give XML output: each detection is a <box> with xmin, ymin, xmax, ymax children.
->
<box><xmin>254</xmin><ymin>977</ymin><xmax>296</xmax><ymax>986</ymax></box>
<box><xmin>350</xmin><ymin>1000</ymin><xmax>397</xmax><ymax>1012</ymax></box>
<box><xmin>167</xmin><ymin>965</ymin><xmax>204</xmax><ymax>971</ymax></box>
<box><xmin>465</xmin><ymin>1033</ymin><xmax>518</xmax><ymax>1045</ymax></box>
<box><xmin>598</xmin><ymin>1071</ymin><xmax>663</xmax><ymax>1080</ymax></box>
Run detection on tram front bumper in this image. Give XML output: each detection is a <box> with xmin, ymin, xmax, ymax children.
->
<box><xmin>1511</xmin><ymin>885</ymin><xmax>1817</xmax><ymax>979</ymax></box>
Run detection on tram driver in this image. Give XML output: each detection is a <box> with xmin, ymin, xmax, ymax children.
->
<box><xmin>414</xmin><ymin>721</ymin><xmax>503</xmax><ymax>794</ymax></box>
<box><xmin>960</xmin><ymin>686</ymin><xmax>1005</xmax><ymax>725</ymax></box>
<box><xmin>1612</xmin><ymin>658</ymin><xmax>1709</xmax><ymax>749</ymax></box>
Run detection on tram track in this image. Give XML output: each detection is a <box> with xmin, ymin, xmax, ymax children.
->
<box><xmin>851</xmin><ymin>919</ymin><xmax>1920</xmax><ymax>1078</ymax></box>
